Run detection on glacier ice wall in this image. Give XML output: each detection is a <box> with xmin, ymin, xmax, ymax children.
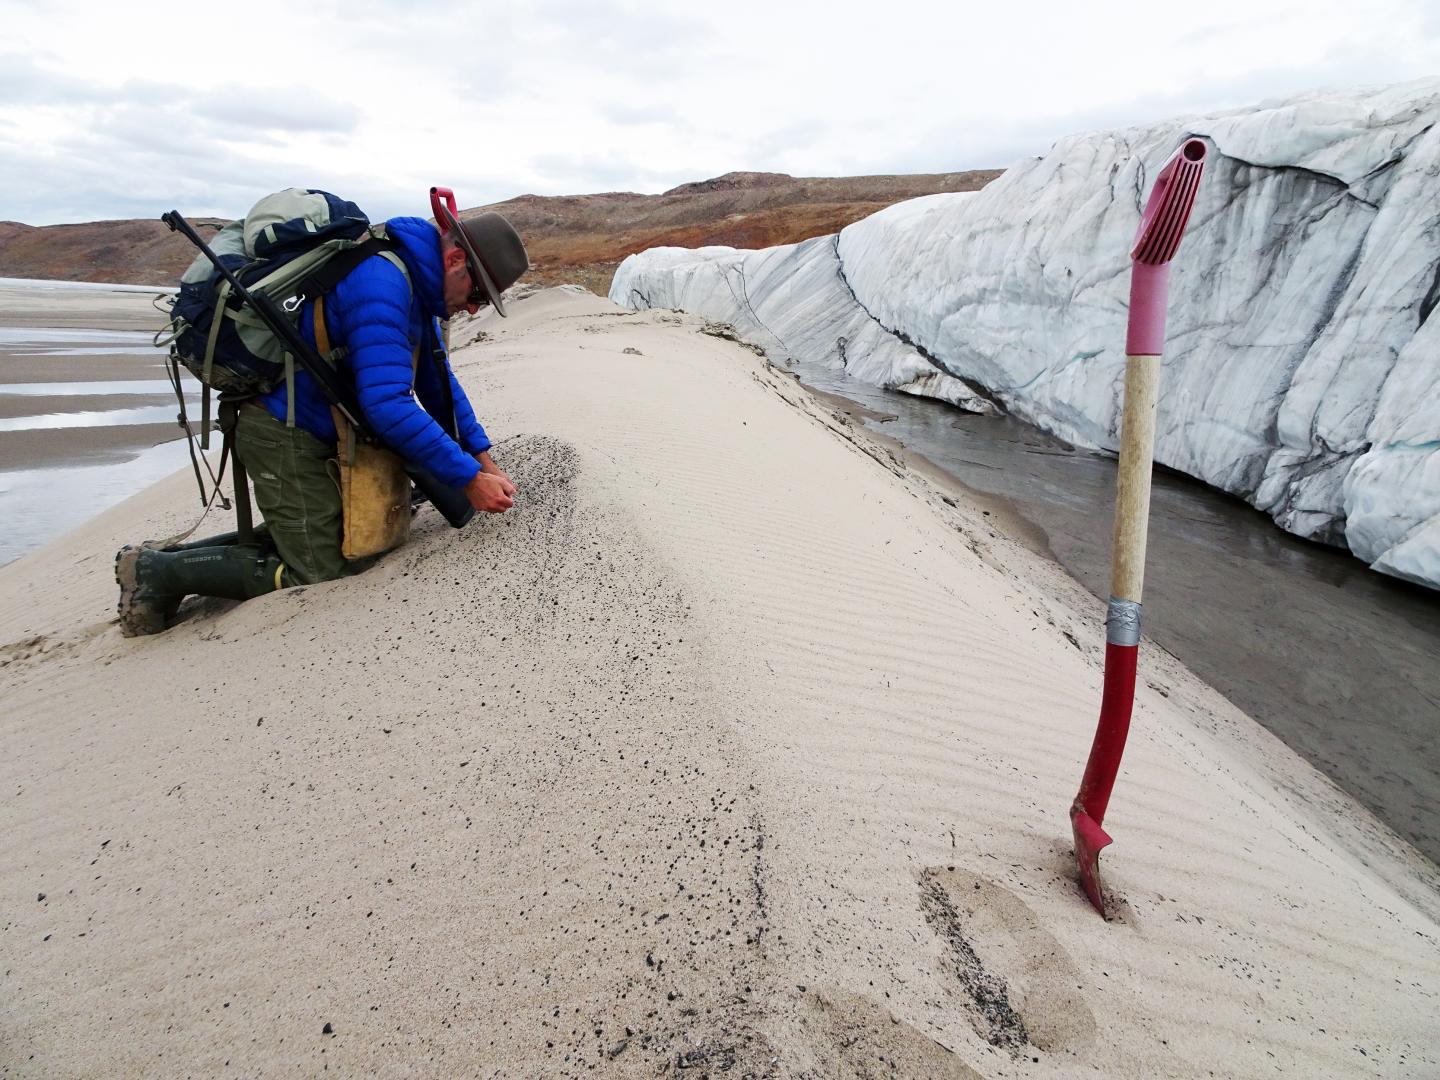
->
<box><xmin>610</xmin><ymin>80</ymin><xmax>1440</xmax><ymax>590</ymax></box>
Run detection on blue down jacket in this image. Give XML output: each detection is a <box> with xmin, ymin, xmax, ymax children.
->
<box><xmin>259</xmin><ymin>216</ymin><xmax>488</xmax><ymax>489</ymax></box>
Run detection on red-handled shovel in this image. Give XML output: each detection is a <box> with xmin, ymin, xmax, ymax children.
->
<box><xmin>1070</xmin><ymin>138</ymin><xmax>1208</xmax><ymax>916</ymax></box>
<box><xmin>431</xmin><ymin>185</ymin><xmax>460</xmax><ymax>231</ymax></box>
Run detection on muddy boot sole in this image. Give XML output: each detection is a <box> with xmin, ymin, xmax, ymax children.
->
<box><xmin>115</xmin><ymin>545</ymin><xmax>177</xmax><ymax>637</ymax></box>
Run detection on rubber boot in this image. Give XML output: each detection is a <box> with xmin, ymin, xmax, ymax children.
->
<box><xmin>150</xmin><ymin>524</ymin><xmax>272</xmax><ymax>553</ymax></box>
<box><xmin>115</xmin><ymin>543</ymin><xmax>290</xmax><ymax>637</ymax></box>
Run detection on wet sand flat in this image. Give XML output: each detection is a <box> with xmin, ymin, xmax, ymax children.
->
<box><xmin>0</xmin><ymin>392</ymin><xmax>177</xmax><ymax>421</ymax></box>
<box><xmin>1</xmin><ymin>287</ymin><xmax>1436</xmax><ymax>1078</ymax></box>
<box><xmin>0</xmin><ymin>350</ymin><xmax>168</xmax><ymax>383</ymax></box>
<box><xmin>0</xmin><ymin>278</ymin><xmax>173</xmax><ymax>331</ymax></box>
<box><xmin>0</xmin><ymin>423</ymin><xmax>184</xmax><ymax>469</ymax></box>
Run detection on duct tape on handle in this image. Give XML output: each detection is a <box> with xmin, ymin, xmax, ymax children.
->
<box><xmin>1106</xmin><ymin>597</ymin><xmax>1143</xmax><ymax>647</ymax></box>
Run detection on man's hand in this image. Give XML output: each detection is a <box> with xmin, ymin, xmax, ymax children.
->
<box><xmin>464</xmin><ymin>470</ymin><xmax>514</xmax><ymax>513</ymax></box>
<box><xmin>476</xmin><ymin>451</ymin><xmax>516</xmax><ymax>494</ymax></box>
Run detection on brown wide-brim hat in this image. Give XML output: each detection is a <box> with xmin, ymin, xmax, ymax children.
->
<box><xmin>447</xmin><ymin>211</ymin><xmax>529</xmax><ymax>317</ymax></box>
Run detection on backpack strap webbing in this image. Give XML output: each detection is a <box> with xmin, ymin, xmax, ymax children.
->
<box><xmin>196</xmin><ymin>278</ymin><xmax>231</xmax><ymax>449</ymax></box>
<box><xmin>270</xmin><ymin>238</ymin><xmax>409</xmax><ymax>428</ymax></box>
<box><xmin>296</xmin><ymin>234</ymin><xmax>400</xmax><ymax>305</ymax></box>
<box><xmin>426</xmin><ymin>318</ymin><xmax>460</xmax><ymax>440</ymax></box>
<box><xmin>315</xmin><ymin>297</ymin><xmax>353</xmax><ymax>465</ymax></box>
<box><xmin>218</xmin><ymin>399</ymin><xmax>256</xmax><ymax>544</ymax></box>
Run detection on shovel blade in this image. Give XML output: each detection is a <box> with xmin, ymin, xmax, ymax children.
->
<box><xmin>1071</xmin><ymin>805</ymin><xmax>1113</xmax><ymax>916</ymax></box>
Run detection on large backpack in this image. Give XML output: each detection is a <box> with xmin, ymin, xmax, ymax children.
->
<box><xmin>158</xmin><ymin>189</ymin><xmax>409</xmax><ymax>436</ymax></box>
<box><xmin>152</xmin><ymin>191</ymin><xmax>475</xmax><ymax>543</ymax></box>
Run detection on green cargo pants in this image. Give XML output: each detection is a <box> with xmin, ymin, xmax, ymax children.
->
<box><xmin>234</xmin><ymin>403</ymin><xmax>349</xmax><ymax>585</ymax></box>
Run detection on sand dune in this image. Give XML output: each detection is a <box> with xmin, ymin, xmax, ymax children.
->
<box><xmin>2</xmin><ymin>286</ymin><xmax>1437</xmax><ymax>1078</ymax></box>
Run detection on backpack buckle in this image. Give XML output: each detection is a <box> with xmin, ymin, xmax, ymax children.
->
<box><xmin>282</xmin><ymin>293</ymin><xmax>305</xmax><ymax>313</ymax></box>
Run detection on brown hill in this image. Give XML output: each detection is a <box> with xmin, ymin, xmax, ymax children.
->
<box><xmin>0</xmin><ymin>217</ymin><xmax>227</xmax><ymax>287</ymax></box>
<box><xmin>474</xmin><ymin>170</ymin><xmax>1001</xmax><ymax>294</ymax></box>
<box><xmin>0</xmin><ymin>170</ymin><xmax>1001</xmax><ymax>296</ymax></box>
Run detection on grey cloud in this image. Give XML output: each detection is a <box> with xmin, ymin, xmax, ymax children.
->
<box><xmin>0</xmin><ymin>53</ymin><xmax>357</xmax><ymax>139</ymax></box>
<box><xmin>68</xmin><ymin>105</ymin><xmax>224</xmax><ymax>161</ymax></box>
<box><xmin>0</xmin><ymin>145</ymin><xmax>251</xmax><ymax>225</ymax></box>
<box><xmin>100</xmin><ymin>79</ymin><xmax>175</xmax><ymax>109</ymax></box>
<box><xmin>599</xmin><ymin>102</ymin><xmax>688</xmax><ymax>128</ymax></box>
<box><xmin>0</xmin><ymin>57</ymin><xmax>176</xmax><ymax>110</ymax></box>
<box><xmin>506</xmin><ymin>1</ymin><xmax>712</xmax><ymax>80</ymax></box>
<box><xmin>873</xmin><ymin>61</ymin><xmax>1437</xmax><ymax>178</ymax></box>
<box><xmin>336</xmin><ymin>7</ymin><xmax>524</xmax><ymax>101</ymax></box>
<box><xmin>0</xmin><ymin>54</ymin><xmax>107</xmax><ymax>105</ymax></box>
<box><xmin>192</xmin><ymin>85</ymin><xmax>362</xmax><ymax>136</ymax></box>
<box><xmin>527</xmin><ymin>150</ymin><xmax>682</xmax><ymax>195</ymax></box>
<box><xmin>743</xmin><ymin>119</ymin><xmax>832</xmax><ymax>166</ymax></box>
<box><xmin>1173</xmin><ymin>15</ymin><xmax>1278</xmax><ymax>51</ymax></box>
<box><xmin>0</xmin><ymin>113</ymin><xmax>433</xmax><ymax>227</ymax></box>
<box><xmin>527</xmin><ymin>0</ymin><xmax>706</xmax><ymax>48</ymax></box>
<box><xmin>0</xmin><ymin>122</ymin><xmax>216</xmax><ymax>225</ymax></box>
<box><xmin>328</xmin><ymin>0</ymin><xmax>472</xmax><ymax>19</ymax></box>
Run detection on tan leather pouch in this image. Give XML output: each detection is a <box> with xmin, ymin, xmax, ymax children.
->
<box><xmin>331</xmin><ymin>412</ymin><xmax>411</xmax><ymax>560</ymax></box>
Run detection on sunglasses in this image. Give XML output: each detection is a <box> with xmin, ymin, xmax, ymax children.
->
<box><xmin>462</xmin><ymin>254</ymin><xmax>488</xmax><ymax>306</ymax></box>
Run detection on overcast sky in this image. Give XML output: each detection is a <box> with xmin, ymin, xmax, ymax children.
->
<box><xmin>2</xmin><ymin>0</ymin><xmax>1438</xmax><ymax>226</ymax></box>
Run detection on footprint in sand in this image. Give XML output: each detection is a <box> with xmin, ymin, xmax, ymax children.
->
<box><xmin>920</xmin><ymin>866</ymin><xmax>1096</xmax><ymax>1056</ymax></box>
<box><xmin>791</xmin><ymin>988</ymin><xmax>984</xmax><ymax>1079</ymax></box>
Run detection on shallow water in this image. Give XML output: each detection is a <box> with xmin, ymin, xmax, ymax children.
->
<box><xmin>0</xmin><ymin>326</ymin><xmax>160</xmax><ymax>351</ymax></box>
<box><xmin>0</xmin><ymin>319</ymin><xmax>202</xmax><ymax>557</ymax></box>
<box><xmin>0</xmin><ymin>276</ymin><xmax>178</xmax><ymax>295</ymax></box>
<box><xmin>0</xmin><ymin>405</ymin><xmax>190</xmax><ymax>432</ymax></box>
<box><xmin>0</xmin><ymin>380</ymin><xmax>178</xmax><ymax>396</ymax></box>
<box><xmin>0</xmin><ymin>437</ymin><xmax>197</xmax><ymax>566</ymax></box>
<box><xmin>788</xmin><ymin>354</ymin><xmax>1440</xmax><ymax>866</ymax></box>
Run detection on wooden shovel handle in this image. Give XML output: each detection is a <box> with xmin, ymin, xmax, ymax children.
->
<box><xmin>1110</xmin><ymin>353</ymin><xmax>1162</xmax><ymax>604</ymax></box>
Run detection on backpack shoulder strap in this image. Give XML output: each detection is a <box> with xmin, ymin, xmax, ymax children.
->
<box><xmin>309</xmin><ymin>239</ymin><xmax>412</xmax><ymax>358</ymax></box>
<box><xmin>304</xmin><ymin>234</ymin><xmax>406</xmax><ymax>298</ymax></box>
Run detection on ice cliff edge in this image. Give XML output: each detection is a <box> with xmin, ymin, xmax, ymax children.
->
<box><xmin>611</xmin><ymin>80</ymin><xmax>1440</xmax><ymax>591</ymax></box>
